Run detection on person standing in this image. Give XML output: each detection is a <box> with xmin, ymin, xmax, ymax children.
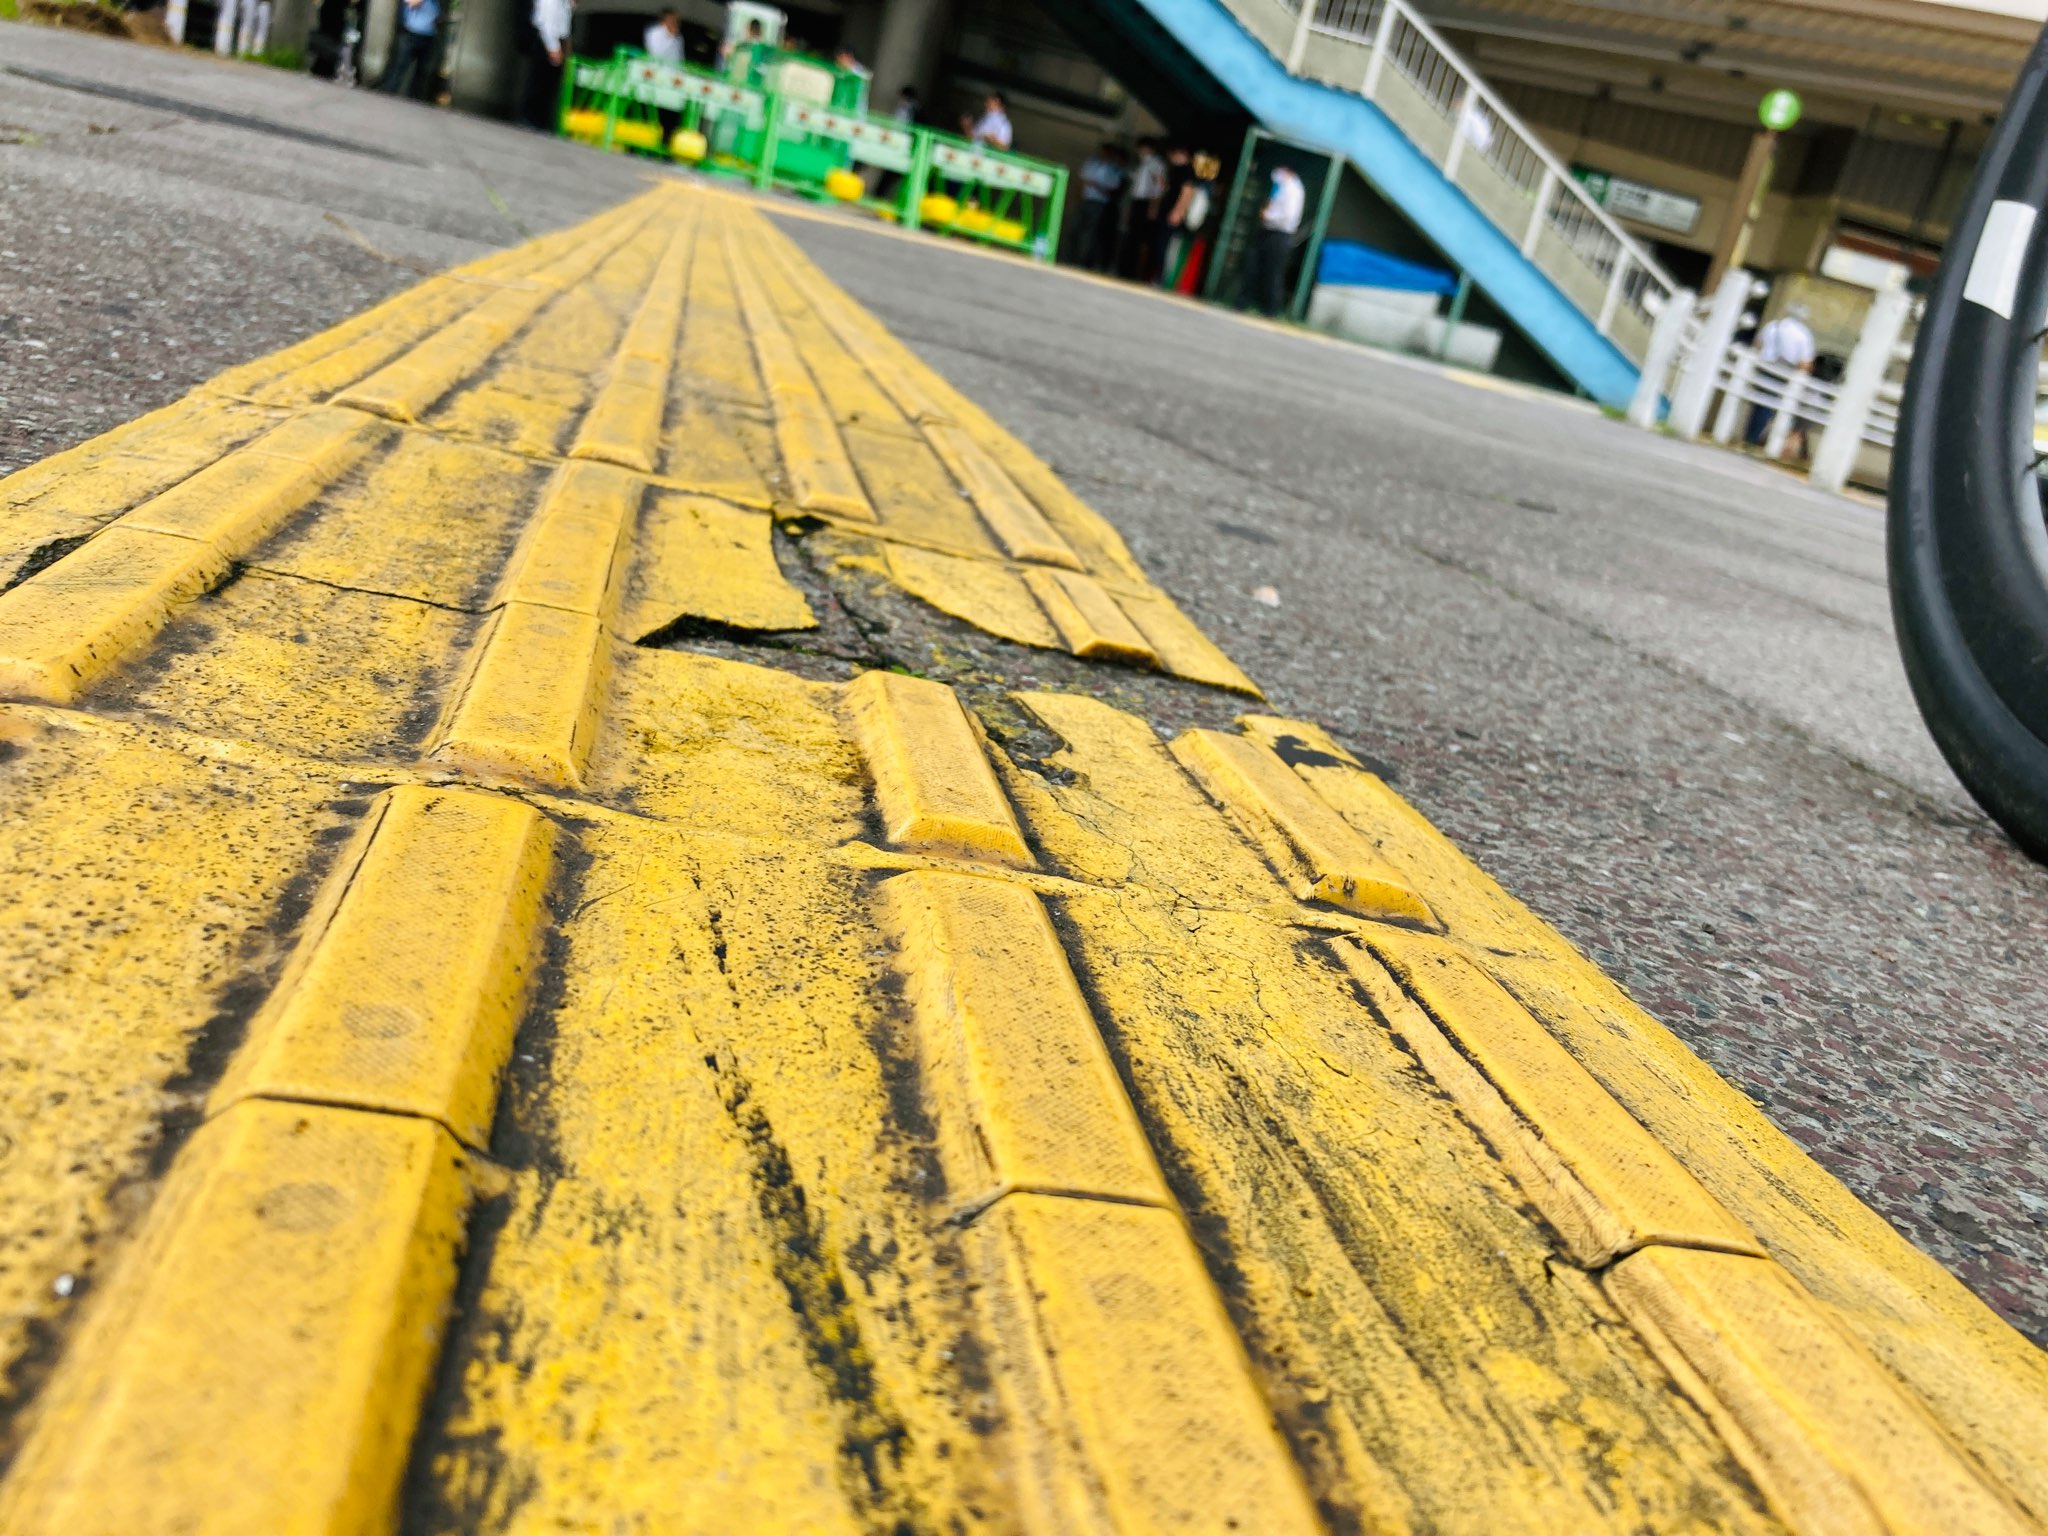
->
<box><xmin>522</xmin><ymin>0</ymin><xmax>572</xmax><ymax>130</ymax></box>
<box><xmin>1162</xmin><ymin>149</ymin><xmax>1219</xmax><ymax>294</ymax></box>
<box><xmin>963</xmin><ymin>91</ymin><xmax>1012</xmax><ymax>150</ymax></box>
<box><xmin>719</xmin><ymin>17</ymin><xmax>763</xmax><ymax>76</ymax></box>
<box><xmin>1122</xmin><ymin>138</ymin><xmax>1165</xmax><ymax>278</ymax></box>
<box><xmin>1153</xmin><ymin>144</ymin><xmax>1192</xmax><ymax>284</ymax></box>
<box><xmin>1074</xmin><ymin>143</ymin><xmax>1125</xmax><ymax>272</ymax></box>
<box><xmin>1237</xmin><ymin>163</ymin><xmax>1304</xmax><ymax>316</ymax></box>
<box><xmin>1746</xmin><ymin>301</ymin><xmax>1818</xmax><ymax>453</ymax></box>
<box><xmin>379</xmin><ymin>0</ymin><xmax>438</xmax><ymax>98</ymax></box>
<box><xmin>643</xmin><ymin>10</ymin><xmax>682</xmax><ymax>146</ymax></box>
<box><xmin>643</xmin><ymin>7</ymin><xmax>681</xmax><ymax>60</ymax></box>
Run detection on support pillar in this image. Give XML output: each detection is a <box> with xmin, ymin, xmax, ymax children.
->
<box><xmin>358</xmin><ymin>0</ymin><xmax>399</xmax><ymax>83</ymax></box>
<box><xmin>1705</xmin><ymin>128</ymin><xmax>1776</xmax><ymax>293</ymax></box>
<box><xmin>1627</xmin><ymin>286</ymin><xmax>1696</xmax><ymax>430</ymax></box>
<box><xmin>871</xmin><ymin>0</ymin><xmax>952</xmax><ymax>114</ymax></box>
<box><xmin>267</xmin><ymin>0</ymin><xmax>315</xmax><ymax>57</ymax></box>
<box><xmin>840</xmin><ymin>0</ymin><xmax>884</xmax><ymax>66</ymax></box>
<box><xmin>446</xmin><ymin>0</ymin><xmax>526</xmax><ymax>118</ymax></box>
<box><xmin>1811</xmin><ymin>284</ymin><xmax>1912</xmax><ymax>495</ymax></box>
<box><xmin>1668</xmin><ymin>270</ymin><xmax>1757</xmax><ymax>441</ymax></box>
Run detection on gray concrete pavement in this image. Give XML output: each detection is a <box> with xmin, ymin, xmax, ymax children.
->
<box><xmin>4</xmin><ymin>22</ymin><xmax>2045</xmax><ymax>1346</ymax></box>
<box><xmin>0</xmin><ymin>24</ymin><xmax>652</xmax><ymax>474</ymax></box>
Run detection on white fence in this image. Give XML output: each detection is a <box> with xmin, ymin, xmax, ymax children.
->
<box><xmin>1632</xmin><ymin>272</ymin><xmax>1920</xmax><ymax>495</ymax></box>
<box><xmin>1266</xmin><ymin>0</ymin><xmax>1681</xmax><ymax>365</ymax></box>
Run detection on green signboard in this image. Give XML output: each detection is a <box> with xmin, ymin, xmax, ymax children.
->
<box><xmin>1758</xmin><ymin>89</ymin><xmax>1803</xmax><ymax>132</ymax></box>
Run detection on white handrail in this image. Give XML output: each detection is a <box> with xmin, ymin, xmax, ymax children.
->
<box><xmin>1380</xmin><ymin>0</ymin><xmax>1673</xmax><ymax>295</ymax></box>
<box><xmin>1285</xmin><ymin>0</ymin><xmax>1678</xmax><ymax>319</ymax></box>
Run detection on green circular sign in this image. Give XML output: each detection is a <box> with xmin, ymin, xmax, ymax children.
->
<box><xmin>1758</xmin><ymin>88</ymin><xmax>1803</xmax><ymax>131</ymax></box>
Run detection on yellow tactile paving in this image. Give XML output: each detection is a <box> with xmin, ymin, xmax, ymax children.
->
<box><xmin>1173</xmin><ymin>725</ymin><xmax>1435</xmax><ymax>923</ymax></box>
<box><xmin>847</xmin><ymin>669</ymin><xmax>1034</xmax><ymax>865</ymax></box>
<box><xmin>0</xmin><ymin>1100</ymin><xmax>472</xmax><ymax>1536</ymax></box>
<box><xmin>212</xmin><ymin>785</ymin><xmax>555</xmax><ymax>1148</ymax></box>
<box><xmin>1336</xmin><ymin>936</ymin><xmax>1763</xmax><ymax>1265</ymax></box>
<box><xmin>0</xmin><ymin>180</ymin><xmax>2044</xmax><ymax>1536</ymax></box>
<box><xmin>568</xmin><ymin>213</ymin><xmax>695</xmax><ymax>473</ymax></box>
<box><xmin>1608</xmin><ymin>1246</ymin><xmax>2035</xmax><ymax>1536</ymax></box>
<box><xmin>879</xmin><ymin>870</ymin><xmax>1166</xmax><ymax>1207</ymax></box>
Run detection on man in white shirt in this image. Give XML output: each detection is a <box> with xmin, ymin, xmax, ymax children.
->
<box><xmin>643</xmin><ymin>10</ymin><xmax>682</xmax><ymax>146</ymax></box>
<box><xmin>521</xmin><ymin>0</ymin><xmax>573</xmax><ymax>129</ymax></box>
<box><xmin>964</xmin><ymin>91</ymin><xmax>1012</xmax><ymax>151</ymax></box>
<box><xmin>1746</xmin><ymin>301</ymin><xmax>1818</xmax><ymax>451</ymax></box>
<box><xmin>1123</xmin><ymin>138</ymin><xmax>1165</xmax><ymax>277</ymax></box>
<box><xmin>1237</xmin><ymin>164</ymin><xmax>1304</xmax><ymax>316</ymax></box>
<box><xmin>643</xmin><ymin>9</ymin><xmax>682</xmax><ymax>61</ymax></box>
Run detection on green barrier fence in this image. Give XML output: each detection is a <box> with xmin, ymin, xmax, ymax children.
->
<box><xmin>560</xmin><ymin>53</ymin><xmax>765</xmax><ymax>173</ymax></box>
<box><xmin>557</xmin><ymin>49</ymin><xmax>1066</xmax><ymax>263</ymax></box>
<box><xmin>757</xmin><ymin>98</ymin><xmax>917</xmax><ymax>209</ymax></box>
<box><xmin>907</xmin><ymin>133</ymin><xmax>1066</xmax><ymax>262</ymax></box>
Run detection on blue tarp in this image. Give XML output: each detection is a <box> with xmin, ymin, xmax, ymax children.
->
<box><xmin>1316</xmin><ymin>240</ymin><xmax>1457</xmax><ymax>295</ymax></box>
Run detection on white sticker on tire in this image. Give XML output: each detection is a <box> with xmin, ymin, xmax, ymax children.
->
<box><xmin>1964</xmin><ymin>200</ymin><xmax>2036</xmax><ymax>319</ymax></box>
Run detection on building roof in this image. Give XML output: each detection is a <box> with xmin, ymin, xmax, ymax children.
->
<box><xmin>1421</xmin><ymin>0</ymin><xmax>2041</xmax><ymax>118</ymax></box>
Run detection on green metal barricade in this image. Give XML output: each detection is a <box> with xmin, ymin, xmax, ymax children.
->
<box><xmin>756</xmin><ymin>98</ymin><xmax>919</xmax><ymax>213</ymax></box>
<box><xmin>607</xmin><ymin>51</ymin><xmax>766</xmax><ymax>173</ymax></box>
<box><xmin>908</xmin><ymin>135</ymin><xmax>1067</xmax><ymax>262</ymax></box>
<box><xmin>556</xmin><ymin>53</ymin><xmax>1065</xmax><ymax>265</ymax></box>
<box><xmin>557</xmin><ymin>55</ymin><xmax>621</xmax><ymax>147</ymax></box>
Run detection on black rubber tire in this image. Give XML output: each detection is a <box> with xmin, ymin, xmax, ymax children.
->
<box><xmin>1890</xmin><ymin>23</ymin><xmax>2048</xmax><ymax>859</ymax></box>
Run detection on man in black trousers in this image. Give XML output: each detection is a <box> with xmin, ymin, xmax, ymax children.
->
<box><xmin>1237</xmin><ymin>163</ymin><xmax>1304</xmax><ymax>317</ymax></box>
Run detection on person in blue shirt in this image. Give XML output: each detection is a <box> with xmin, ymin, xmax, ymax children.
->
<box><xmin>380</xmin><ymin>0</ymin><xmax>439</xmax><ymax>99</ymax></box>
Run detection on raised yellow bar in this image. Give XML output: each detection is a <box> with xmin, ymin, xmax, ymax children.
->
<box><xmin>213</xmin><ymin>786</ymin><xmax>555</xmax><ymax>1148</ymax></box>
<box><xmin>119</xmin><ymin>410</ymin><xmax>374</xmax><ymax>551</ymax></box>
<box><xmin>1342</xmin><ymin>934</ymin><xmax>1762</xmax><ymax>1265</ymax></box>
<box><xmin>1609</xmin><ymin>1246</ymin><xmax>2035</xmax><ymax>1536</ymax></box>
<box><xmin>338</xmin><ymin>199</ymin><xmax>655</xmax><ymax>423</ymax></box>
<box><xmin>846</xmin><ymin>668</ymin><xmax>1033</xmax><ymax>864</ymax></box>
<box><xmin>0</xmin><ymin>1100</ymin><xmax>471</xmax><ymax>1536</ymax></box>
<box><xmin>434</xmin><ymin>601</ymin><xmax>609</xmax><ymax>786</ymax></box>
<box><xmin>978</xmin><ymin>1194</ymin><xmax>1324</xmax><ymax>1536</ymax></box>
<box><xmin>569</xmin><ymin>218</ymin><xmax>693</xmax><ymax>472</ymax></box>
<box><xmin>1172</xmin><ymin>727</ymin><xmax>1436</xmax><ymax>924</ymax></box>
<box><xmin>880</xmin><ymin>869</ymin><xmax>1168</xmax><ymax>1208</ymax></box>
<box><xmin>0</xmin><ymin>526</ymin><xmax>229</xmax><ymax>704</ymax></box>
<box><xmin>926</xmin><ymin>421</ymin><xmax>1082</xmax><ymax>569</ymax></box>
<box><xmin>493</xmin><ymin>460</ymin><xmax>642</xmax><ymax>618</ymax></box>
<box><xmin>774</xmin><ymin>399</ymin><xmax>876</xmax><ymax>519</ymax></box>
<box><xmin>1024</xmin><ymin>566</ymin><xmax>1157</xmax><ymax>665</ymax></box>
<box><xmin>725</xmin><ymin>234</ymin><xmax>875</xmax><ymax>520</ymax></box>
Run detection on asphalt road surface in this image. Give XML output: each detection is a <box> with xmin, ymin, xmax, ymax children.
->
<box><xmin>5</xmin><ymin>22</ymin><xmax>2045</xmax><ymax>1346</ymax></box>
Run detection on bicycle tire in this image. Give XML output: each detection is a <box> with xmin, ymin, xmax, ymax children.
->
<box><xmin>1890</xmin><ymin>23</ymin><xmax>2048</xmax><ymax>857</ymax></box>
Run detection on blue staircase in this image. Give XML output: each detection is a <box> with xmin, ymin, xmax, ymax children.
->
<box><xmin>1058</xmin><ymin>0</ymin><xmax>1678</xmax><ymax>407</ymax></box>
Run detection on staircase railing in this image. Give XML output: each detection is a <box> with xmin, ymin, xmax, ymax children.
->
<box><xmin>1270</xmin><ymin>0</ymin><xmax>1681</xmax><ymax>365</ymax></box>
